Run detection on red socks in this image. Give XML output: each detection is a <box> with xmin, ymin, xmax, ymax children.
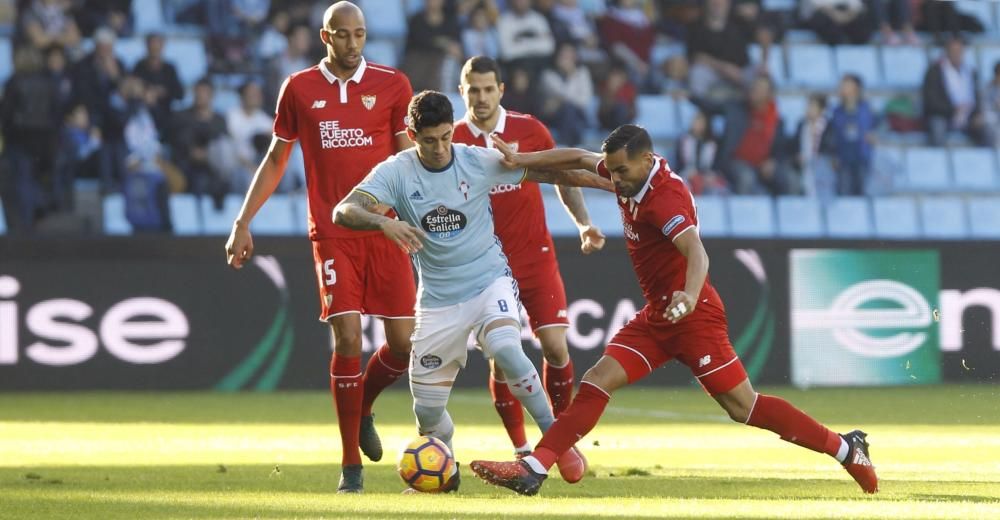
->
<box><xmin>330</xmin><ymin>354</ymin><xmax>363</xmax><ymax>466</ymax></box>
<box><xmin>532</xmin><ymin>381</ymin><xmax>610</xmax><ymax>469</ymax></box>
<box><xmin>490</xmin><ymin>376</ymin><xmax>529</xmax><ymax>450</ymax></box>
<box><xmin>543</xmin><ymin>359</ymin><xmax>575</xmax><ymax>417</ymax></box>
<box><xmin>746</xmin><ymin>393</ymin><xmax>843</xmax><ymax>457</ymax></box>
<box><xmin>361</xmin><ymin>344</ymin><xmax>408</xmax><ymax>417</ymax></box>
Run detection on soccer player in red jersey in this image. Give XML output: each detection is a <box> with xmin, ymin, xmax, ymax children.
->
<box><xmin>451</xmin><ymin>57</ymin><xmax>605</xmax><ymax>472</ymax></box>
<box><xmin>224</xmin><ymin>1</ymin><xmax>415</xmax><ymax>493</ymax></box>
<box><xmin>470</xmin><ymin>125</ymin><xmax>879</xmax><ymax>496</ymax></box>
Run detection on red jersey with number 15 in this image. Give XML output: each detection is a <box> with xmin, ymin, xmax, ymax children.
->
<box><xmin>452</xmin><ymin>107</ymin><xmax>556</xmax><ymax>265</ymax></box>
<box><xmin>273</xmin><ymin>58</ymin><xmax>412</xmax><ymax>240</ymax></box>
<box><xmin>596</xmin><ymin>155</ymin><xmax>725</xmax><ymax>324</ymax></box>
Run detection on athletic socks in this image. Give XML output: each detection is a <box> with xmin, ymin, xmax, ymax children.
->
<box><xmin>745</xmin><ymin>393</ymin><xmax>846</xmax><ymax>461</ymax></box>
<box><xmin>543</xmin><ymin>359</ymin><xmax>575</xmax><ymax>417</ymax></box>
<box><xmin>487</xmin><ymin>327</ymin><xmax>555</xmax><ymax>433</ymax></box>
<box><xmin>361</xmin><ymin>344</ymin><xmax>408</xmax><ymax>417</ymax></box>
<box><xmin>490</xmin><ymin>375</ymin><xmax>529</xmax><ymax>450</ymax></box>
<box><xmin>530</xmin><ymin>381</ymin><xmax>611</xmax><ymax>471</ymax></box>
<box><xmin>330</xmin><ymin>354</ymin><xmax>363</xmax><ymax>466</ymax></box>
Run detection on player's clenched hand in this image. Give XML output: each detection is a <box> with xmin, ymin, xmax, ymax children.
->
<box><xmin>225</xmin><ymin>222</ymin><xmax>254</xmax><ymax>269</ymax></box>
<box><xmin>490</xmin><ymin>134</ymin><xmax>521</xmax><ymax>169</ymax></box>
<box><xmin>663</xmin><ymin>291</ymin><xmax>696</xmax><ymax>323</ymax></box>
<box><xmin>579</xmin><ymin>224</ymin><xmax>606</xmax><ymax>255</ymax></box>
<box><xmin>381</xmin><ymin>219</ymin><xmax>426</xmax><ymax>254</ymax></box>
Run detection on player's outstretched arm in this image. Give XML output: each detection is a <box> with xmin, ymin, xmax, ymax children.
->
<box><xmin>226</xmin><ymin>137</ymin><xmax>294</xmax><ymax>270</ymax></box>
<box><xmin>664</xmin><ymin>228</ymin><xmax>709</xmax><ymax>323</ymax></box>
<box><xmin>555</xmin><ymin>186</ymin><xmax>606</xmax><ymax>255</ymax></box>
<box><xmin>334</xmin><ymin>191</ymin><xmax>426</xmax><ymax>254</ymax></box>
<box><xmin>492</xmin><ymin>135</ymin><xmax>601</xmax><ymax>172</ymax></box>
<box><xmin>525</xmin><ymin>168</ymin><xmax>614</xmax><ymax>192</ymax></box>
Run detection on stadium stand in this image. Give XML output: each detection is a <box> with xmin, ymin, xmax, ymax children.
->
<box><xmin>635</xmin><ymin>95</ymin><xmax>679</xmax><ymax>140</ymax></box>
<box><xmin>951</xmin><ymin>148</ymin><xmax>998</xmax><ymax>191</ymax></box>
<box><xmin>788</xmin><ymin>44</ymin><xmax>836</xmax><ymax>89</ymax></box>
<box><xmin>200</xmin><ymin>195</ymin><xmax>242</xmax><ymax>235</ymax></box>
<box><xmin>728</xmin><ymin>196</ymin><xmax>775</xmax><ymax>237</ymax></box>
<box><xmin>904</xmin><ymin>147</ymin><xmax>952</xmax><ymax>192</ymax></box>
<box><xmin>694</xmin><ymin>195</ymin><xmax>727</xmax><ymax>238</ymax></box>
<box><xmin>250</xmin><ymin>193</ymin><xmax>296</xmax><ymax>236</ymax></box>
<box><xmin>880</xmin><ymin>46</ymin><xmax>928</xmax><ymax>89</ymax></box>
<box><xmin>834</xmin><ymin>45</ymin><xmax>881</xmax><ymax>89</ymax></box>
<box><xmin>103</xmin><ymin>194</ymin><xmax>132</xmax><ymax>235</ymax></box>
<box><xmin>0</xmin><ymin>199</ymin><xmax>6</xmax><ymax>235</ymax></box>
<box><xmin>168</xmin><ymin>194</ymin><xmax>202</xmax><ymax>235</ymax></box>
<box><xmin>0</xmin><ymin>37</ymin><xmax>11</xmax><ymax>84</ymax></box>
<box><xmin>967</xmin><ymin>196</ymin><xmax>1000</xmax><ymax>238</ymax></box>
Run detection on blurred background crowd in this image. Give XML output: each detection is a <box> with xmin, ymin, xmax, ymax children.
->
<box><xmin>1</xmin><ymin>0</ymin><xmax>999</xmax><ymax>236</ymax></box>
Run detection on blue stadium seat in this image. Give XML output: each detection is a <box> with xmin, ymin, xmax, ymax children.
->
<box><xmin>825</xmin><ymin>197</ymin><xmax>873</xmax><ymax>238</ymax></box>
<box><xmin>967</xmin><ymin>197</ymin><xmax>1000</xmax><ymax>238</ymax></box>
<box><xmin>727</xmin><ymin>196</ymin><xmax>775</xmax><ymax>237</ymax></box>
<box><xmin>290</xmin><ymin>194</ymin><xmax>309</xmax><ymax>236</ymax></box>
<box><xmin>0</xmin><ymin>37</ymin><xmax>12</xmax><ymax>84</ymax></box>
<box><xmin>114</xmin><ymin>37</ymin><xmax>146</xmax><ymax>69</ymax></box>
<box><xmin>695</xmin><ymin>195</ymin><xmax>728</xmax><ymax>237</ymax></box>
<box><xmin>200</xmin><ymin>194</ymin><xmax>242</xmax><ymax>235</ymax></box>
<box><xmin>904</xmin><ymin>147</ymin><xmax>952</xmax><ymax>191</ymax></box>
<box><xmin>635</xmin><ymin>95</ymin><xmax>679</xmax><ymax>139</ymax></box>
<box><xmin>0</xmin><ymin>199</ymin><xmax>6</xmax><ymax>235</ymax></box>
<box><xmin>977</xmin><ymin>45</ymin><xmax>1000</xmax><ymax>86</ymax></box>
<box><xmin>447</xmin><ymin>92</ymin><xmax>467</xmax><ymax>120</ymax></box>
<box><xmin>834</xmin><ymin>45</ymin><xmax>881</xmax><ymax>89</ymax></box>
<box><xmin>542</xmin><ymin>188</ymin><xmax>621</xmax><ymax>236</ymax></box>
<box><xmin>169</xmin><ymin>193</ymin><xmax>202</xmax><ymax>235</ymax></box>
<box><xmin>788</xmin><ymin>44</ymin><xmax>836</xmax><ymax>89</ymax></box>
<box><xmin>103</xmin><ymin>194</ymin><xmax>132</xmax><ymax>235</ymax></box>
<box><xmin>650</xmin><ymin>42</ymin><xmax>684</xmax><ymax>68</ymax></box>
<box><xmin>251</xmin><ymin>194</ymin><xmax>296</xmax><ymax>235</ymax></box>
<box><xmin>776</xmin><ymin>196</ymin><xmax>823</xmax><ymax>237</ymax></box>
<box><xmin>132</xmin><ymin>0</ymin><xmax>165</xmax><ymax>34</ymax></box>
<box><xmin>360</xmin><ymin>0</ymin><xmax>407</xmax><ymax>39</ymax></box>
<box><xmin>749</xmin><ymin>44</ymin><xmax>785</xmax><ymax>86</ymax></box>
<box><xmin>675</xmin><ymin>97</ymin><xmax>699</xmax><ymax>134</ymax></box>
<box><xmin>872</xmin><ymin>196</ymin><xmax>920</xmax><ymax>239</ymax></box>
<box><xmin>956</xmin><ymin>1</ymin><xmax>996</xmax><ymax>33</ymax></box>
<box><xmin>776</xmin><ymin>93</ymin><xmax>807</xmax><ymax>136</ymax></box>
<box><xmin>164</xmin><ymin>36</ymin><xmax>207</xmax><ymax>85</ymax></box>
<box><xmin>880</xmin><ymin>46</ymin><xmax>927</xmax><ymax>88</ymax></box>
<box><xmin>920</xmin><ymin>197</ymin><xmax>968</xmax><ymax>239</ymax></box>
<box><xmin>364</xmin><ymin>40</ymin><xmax>399</xmax><ymax>68</ymax></box>
<box><xmin>212</xmin><ymin>88</ymin><xmax>240</xmax><ymax>114</ymax></box>
<box><xmin>950</xmin><ymin>147</ymin><xmax>998</xmax><ymax>190</ymax></box>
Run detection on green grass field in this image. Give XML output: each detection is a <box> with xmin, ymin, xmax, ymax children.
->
<box><xmin>2</xmin><ymin>386</ymin><xmax>999</xmax><ymax>519</ymax></box>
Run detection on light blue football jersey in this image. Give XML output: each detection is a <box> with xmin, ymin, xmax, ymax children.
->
<box><xmin>354</xmin><ymin>143</ymin><xmax>525</xmax><ymax>308</ymax></box>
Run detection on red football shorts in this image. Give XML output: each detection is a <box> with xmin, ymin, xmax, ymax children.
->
<box><xmin>605</xmin><ymin>307</ymin><xmax>747</xmax><ymax>396</ymax></box>
<box><xmin>311</xmin><ymin>235</ymin><xmax>416</xmax><ymax>321</ymax></box>
<box><xmin>508</xmin><ymin>250</ymin><xmax>569</xmax><ymax>333</ymax></box>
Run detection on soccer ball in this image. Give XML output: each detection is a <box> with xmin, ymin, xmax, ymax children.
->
<box><xmin>397</xmin><ymin>436</ymin><xmax>455</xmax><ymax>493</ymax></box>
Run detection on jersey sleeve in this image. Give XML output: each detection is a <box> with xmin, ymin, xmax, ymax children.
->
<box><xmin>595</xmin><ymin>159</ymin><xmax>612</xmax><ymax>180</ymax></box>
<box><xmin>392</xmin><ymin>73</ymin><xmax>414</xmax><ymax>135</ymax></box>
<box><xmin>643</xmin><ymin>184</ymin><xmax>697</xmax><ymax>243</ymax></box>
<box><xmin>353</xmin><ymin>159</ymin><xmax>400</xmax><ymax>207</ymax></box>
<box><xmin>273</xmin><ymin>76</ymin><xmax>298</xmax><ymax>142</ymax></box>
<box><xmin>469</xmin><ymin>146</ymin><xmax>526</xmax><ymax>186</ymax></box>
<box><xmin>534</xmin><ymin>119</ymin><xmax>556</xmax><ymax>151</ymax></box>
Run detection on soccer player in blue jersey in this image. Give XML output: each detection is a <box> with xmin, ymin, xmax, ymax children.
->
<box><xmin>333</xmin><ymin>90</ymin><xmax>610</xmax><ymax>491</ymax></box>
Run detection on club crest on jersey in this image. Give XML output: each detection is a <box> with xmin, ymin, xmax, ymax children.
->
<box><xmin>361</xmin><ymin>95</ymin><xmax>376</xmax><ymax>110</ymax></box>
<box><xmin>421</xmin><ymin>205</ymin><xmax>468</xmax><ymax>240</ymax></box>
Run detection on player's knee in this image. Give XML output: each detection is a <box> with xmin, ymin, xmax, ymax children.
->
<box><xmin>722</xmin><ymin>400</ymin><xmax>753</xmax><ymax>423</ymax></box>
<box><xmin>482</xmin><ymin>325</ymin><xmax>522</xmax><ymax>357</ymax></box>
<box><xmin>331</xmin><ymin>327</ymin><xmax>363</xmax><ymax>354</ymax></box>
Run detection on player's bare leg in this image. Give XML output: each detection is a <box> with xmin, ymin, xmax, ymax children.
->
<box><xmin>715</xmin><ymin>379</ymin><xmax>879</xmax><ymax>494</ymax></box>
<box><xmin>471</xmin><ymin>355</ymin><xmax>627</xmax><ymax>495</ymax></box>
<box><xmin>329</xmin><ymin>313</ymin><xmax>365</xmax><ymax>493</ymax></box>
<box><xmin>358</xmin><ymin>317</ymin><xmax>413</xmax><ymax>462</ymax></box>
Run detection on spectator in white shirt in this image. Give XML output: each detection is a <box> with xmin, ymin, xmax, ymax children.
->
<box><xmin>539</xmin><ymin>43</ymin><xmax>593</xmax><ymax>145</ymax></box>
<box><xmin>497</xmin><ymin>0</ymin><xmax>556</xmax><ymax>76</ymax></box>
<box><xmin>226</xmin><ymin>81</ymin><xmax>274</xmax><ymax>193</ymax></box>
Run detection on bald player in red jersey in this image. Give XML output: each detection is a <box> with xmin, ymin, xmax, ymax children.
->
<box><xmin>225</xmin><ymin>1</ymin><xmax>414</xmax><ymax>493</ymax></box>
<box><xmin>452</xmin><ymin>57</ymin><xmax>606</xmax><ymax>464</ymax></box>
<box><xmin>470</xmin><ymin>125</ymin><xmax>879</xmax><ymax>496</ymax></box>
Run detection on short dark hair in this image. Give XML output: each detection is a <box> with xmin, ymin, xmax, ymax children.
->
<box><xmin>842</xmin><ymin>73</ymin><xmax>864</xmax><ymax>91</ymax></box>
<box><xmin>602</xmin><ymin>124</ymin><xmax>652</xmax><ymax>158</ymax></box>
<box><xmin>808</xmin><ymin>92</ymin><xmax>827</xmax><ymax>110</ymax></box>
<box><xmin>195</xmin><ymin>77</ymin><xmax>214</xmax><ymax>90</ymax></box>
<box><xmin>408</xmin><ymin>90</ymin><xmax>454</xmax><ymax>133</ymax></box>
<box><xmin>461</xmin><ymin>55</ymin><xmax>503</xmax><ymax>84</ymax></box>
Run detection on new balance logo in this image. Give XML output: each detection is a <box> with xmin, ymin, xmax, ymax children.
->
<box><xmin>311</xmin><ymin>100</ymin><xmax>327</xmax><ymax>109</ymax></box>
<box><xmin>698</xmin><ymin>355</ymin><xmax>711</xmax><ymax>368</ymax></box>
<box><xmin>409</xmin><ymin>190</ymin><xmax>424</xmax><ymax>200</ymax></box>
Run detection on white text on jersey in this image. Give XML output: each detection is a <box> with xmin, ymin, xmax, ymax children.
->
<box><xmin>319</xmin><ymin>120</ymin><xmax>374</xmax><ymax>149</ymax></box>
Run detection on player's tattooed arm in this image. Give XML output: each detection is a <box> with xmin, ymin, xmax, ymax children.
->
<box><xmin>492</xmin><ymin>135</ymin><xmax>602</xmax><ymax>172</ymax></box>
<box><xmin>526</xmin><ymin>168</ymin><xmax>614</xmax><ymax>192</ymax></box>
<box><xmin>334</xmin><ymin>191</ymin><xmax>426</xmax><ymax>253</ymax></box>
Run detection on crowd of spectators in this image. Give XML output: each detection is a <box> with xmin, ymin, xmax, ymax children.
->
<box><xmin>2</xmin><ymin>0</ymin><xmax>999</xmax><ymax>235</ymax></box>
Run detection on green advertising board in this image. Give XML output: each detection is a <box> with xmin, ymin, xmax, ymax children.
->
<box><xmin>791</xmin><ymin>250</ymin><xmax>940</xmax><ymax>387</ymax></box>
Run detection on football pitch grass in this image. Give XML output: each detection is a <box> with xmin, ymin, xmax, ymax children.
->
<box><xmin>1</xmin><ymin>386</ymin><xmax>998</xmax><ymax>519</ymax></box>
